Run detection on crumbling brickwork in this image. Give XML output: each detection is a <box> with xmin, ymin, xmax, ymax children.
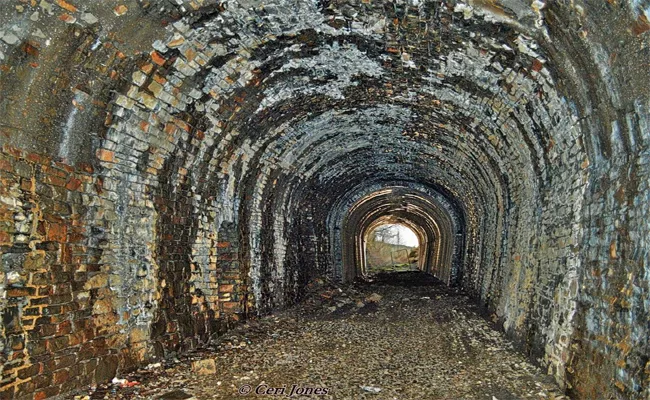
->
<box><xmin>1</xmin><ymin>0</ymin><xmax>649</xmax><ymax>399</ymax></box>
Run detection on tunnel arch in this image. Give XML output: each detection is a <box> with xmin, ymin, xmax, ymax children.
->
<box><xmin>0</xmin><ymin>0</ymin><xmax>649</xmax><ymax>398</ymax></box>
<box><xmin>341</xmin><ymin>187</ymin><xmax>458</xmax><ymax>284</ymax></box>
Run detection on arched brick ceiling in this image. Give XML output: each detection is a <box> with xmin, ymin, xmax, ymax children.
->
<box><xmin>0</xmin><ymin>0</ymin><xmax>649</xmax><ymax>398</ymax></box>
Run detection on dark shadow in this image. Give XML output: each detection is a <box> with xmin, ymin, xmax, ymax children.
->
<box><xmin>359</xmin><ymin>270</ymin><xmax>445</xmax><ymax>287</ymax></box>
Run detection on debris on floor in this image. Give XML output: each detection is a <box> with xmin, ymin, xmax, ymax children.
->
<box><xmin>191</xmin><ymin>359</ymin><xmax>217</xmax><ymax>375</ymax></box>
<box><xmin>69</xmin><ymin>272</ymin><xmax>568</xmax><ymax>399</ymax></box>
<box><xmin>360</xmin><ymin>385</ymin><xmax>383</xmax><ymax>393</ymax></box>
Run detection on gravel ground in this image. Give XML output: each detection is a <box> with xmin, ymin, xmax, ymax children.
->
<box><xmin>72</xmin><ymin>272</ymin><xmax>568</xmax><ymax>400</ymax></box>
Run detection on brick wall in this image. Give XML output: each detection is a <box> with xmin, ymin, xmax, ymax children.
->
<box><xmin>0</xmin><ymin>0</ymin><xmax>649</xmax><ymax>399</ymax></box>
<box><xmin>0</xmin><ymin>145</ymin><xmax>118</xmax><ymax>399</ymax></box>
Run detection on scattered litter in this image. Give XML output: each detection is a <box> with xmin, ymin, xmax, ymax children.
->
<box><xmin>111</xmin><ymin>378</ymin><xmax>127</xmax><ymax>386</ymax></box>
<box><xmin>111</xmin><ymin>377</ymin><xmax>140</xmax><ymax>388</ymax></box>
<box><xmin>360</xmin><ymin>385</ymin><xmax>382</xmax><ymax>393</ymax></box>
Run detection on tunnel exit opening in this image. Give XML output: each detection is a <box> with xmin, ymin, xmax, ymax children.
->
<box><xmin>364</xmin><ymin>220</ymin><xmax>422</xmax><ymax>275</ymax></box>
<box><xmin>340</xmin><ymin>187</ymin><xmax>459</xmax><ymax>285</ymax></box>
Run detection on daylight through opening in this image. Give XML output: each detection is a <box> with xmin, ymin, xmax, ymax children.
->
<box><xmin>365</xmin><ymin>222</ymin><xmax>421</xmax><ymax>274</ymax></box>
<box><xmin>339</xmin><ymin>187</ymin><xmax>460</xmax><ymax>285</ymax></box>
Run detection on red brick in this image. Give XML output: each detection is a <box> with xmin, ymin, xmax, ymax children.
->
<box><xmin>45</xmin><ymin>174</ymin><xmax>67</xmax><ymax>187</ymax></box>
<box><xmin>219</xmin><ymin>284</ymin><xmax>235</xmax><ymax>293</ymax></box>
<box><xmin>46</xmin><ymin>222</ymin><xmax>67</xmax><ymax>242</ymax></box>
<box><xmin>68</xmin><ymin>332</ymin><xmax>84</xmax><ymax>347</ymax></box>
<box><xmin>96</xmin><ymin>149</ymin><xmax>115</xmax><ymax>163</ymax></box>
<box><xmin>164</xmin><ymin>123</ymin><xmax>178</xmax><ymax>135</ymax></box>
<box><xmin>26</xmin><ymin>152</ymin><xmax>51</xmax><ymax>165</ymax></box>
<box><xmin>3</xmin><ymin>144</ymin><xmax>23</xmax><ymax>158</ymax></box>
<box><xmin>56</xmin><ymin>0</ymin><xmax>78</xmax><ymax>13</ymax></box>
<box><xmin>219</xmin><ymin>252</ymin><xmax>238</xmax><ymax>261</ymax></box>
<box><xmin>632</xmin><ymin>14</ymin><xmax>650</xmax><ymax>35</ymax></box>
<box><xmin>54</xmin><ymin>161</ymin><xmax>75</xmax><ymax>173</ymax></box>
<box><xmin>43</xmin><ymin>165</ymin><xmax>68</xmax><ymax>178</ymax></box>
<box><xmin>114</xmin><ymin>4</ymin><xmax>128</xmax><ymax>16</ymax></box>
<box><xmin>65</xmin><ymin>177</ymin><xmax>82</xmax><ymax>191</ymax></box>
<box><xmin>153</xmin><ymin>74</ymin><xmax>166</xmax><ymax>85</ymax></box>
<box><xmin>61</xmin><ymin>244</ymin><xmax>73</xmax><ymax>264</ymax></box>
<box><xmin>94</xmin><ymin>177</ymin><xmax>104</xmax><ymax>194</ymax></box>
<box><xmin>53</xmin><ymin>368</ymin><xmax>70</xmax><ymax>385</ymax></box>
<box><xmin>56</xmin><ymin>321</ymin><xmax>72</xmax><ymax>335</ymax></box>
<box><xmin>34</xmin><ymin>391</ymin><xmax>48</xmax><ymax>400</ymax></box>
<box><xmin>151</xmin><ymin>51</ymin><xmax>166</xmax><ymax>66</ymax></box>
<box><xmin>77</xmin><ymin>162</ymin><xmax>94</xmax><ymax>174</ymax></box>
<box><xmin>7</xmin><ymin>287</ymin><xmax>36</xmax><ymax>297</ymax></box>
<box><xmin>67</xmin><ymin>231</ymin><xmax>85</xmax><ymax>243</ymax></box>
<box><xmin>175</xmin><ymin>120</ymin><xmax>191</xmax><ymax>132</ymax></box>
<box><xmin>0</xmin><ymin>158</ymin><xmax>13</xmax><ymax>172</ymax></box>
<box><xmin>141</xmin><ymin>62</ymin><xmax>154</xmax><ymax>74</ymax></box>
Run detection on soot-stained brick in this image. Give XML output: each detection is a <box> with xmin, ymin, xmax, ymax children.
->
<box><xmin>0</xmin><ymin>0</ymin><xmax>649</xmax><ymax>398</ymax></box>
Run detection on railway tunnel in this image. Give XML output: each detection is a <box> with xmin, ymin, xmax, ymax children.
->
<box><xmin>0</xmin><ymin>0</ymin><xmax>649</xmax><ymax>398</ymax></box>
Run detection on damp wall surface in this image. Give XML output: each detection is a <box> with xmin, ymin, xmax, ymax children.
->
<box><xmin>0</xmin><ymin>0</ymin><xmax>649</xmax><ymax>398</ymax></box>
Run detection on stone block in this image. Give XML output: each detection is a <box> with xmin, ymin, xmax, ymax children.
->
<box><xmin>94</xmin><ymin>355</ymin><xmax>118</xmax><ymax>383</ymax></box>
<box><xmin>84</xmin><ymin>274</ymin><xmax>108</xmax><ymax>290</ymax></box>
<box><xmin>191</xmin><ymin>358</ymin><xmax>216</xmax><ymax>375</ymax></box>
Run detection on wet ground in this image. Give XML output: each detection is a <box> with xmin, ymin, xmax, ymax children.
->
<box><xmin>71</xmin><ymin>272</ymin><xmax>568</xmax><ymax>400</ymax></box>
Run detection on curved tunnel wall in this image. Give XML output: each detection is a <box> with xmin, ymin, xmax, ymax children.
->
<box><xmin>0</xmin><ymin>0</ymin><xmax>649</xmax><ymax>398</ymax></box>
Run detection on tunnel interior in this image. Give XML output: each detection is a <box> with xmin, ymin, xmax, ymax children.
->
<box><xmin>0</xmin><ymin>0</ymin><xmax>649</xmax><ymax>399</ymax></box>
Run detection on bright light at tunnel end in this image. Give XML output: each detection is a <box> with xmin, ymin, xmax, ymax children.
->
<box><xmin>373</xmin><ymin>223</ymin><xmax>420</xmax><ymax>247</ymax></box>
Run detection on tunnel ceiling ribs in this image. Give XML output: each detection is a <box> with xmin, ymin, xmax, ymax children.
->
<box><xmin>0</xmin><ymin>0</ymin><xmax>649</xmax><ymax>399</ymax></box>
<box><xmin>340</xmin><ymin>186</ymin><xmax>459</xmax><ymax>284</ymax></box>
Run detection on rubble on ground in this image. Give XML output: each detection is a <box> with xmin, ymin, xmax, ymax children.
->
<box><xmin>69</xmin><ymin>272</ymin><xmax>569</xmax><ymax>400</ymax></box>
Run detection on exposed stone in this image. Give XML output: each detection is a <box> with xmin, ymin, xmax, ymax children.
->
<box><xmin>113</xmin><ymin>5</ymin><xmax>128</xmax><ymax>16</ymax></box>
<box><xmin>365</xmin><ymin>293</ymin><xmax>383</xmax><ymax>303</ymax></box>
<box><xmin>191</xmin><ymin>359</ymin><xmax>216</xmax><ymax>375</ymax></box>
<box><xmin>0</xmin><ymin>0</ymin><xmax>649</xmax><ymax>399</ymax></box>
